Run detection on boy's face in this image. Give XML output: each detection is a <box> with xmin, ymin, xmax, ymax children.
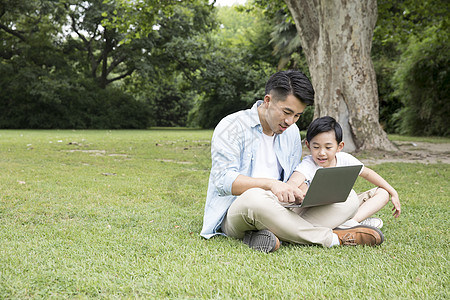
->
<box><xmin>306</xmin><ymin>130</ymin><xmax>344</xmax><ymax>168</ymax></box>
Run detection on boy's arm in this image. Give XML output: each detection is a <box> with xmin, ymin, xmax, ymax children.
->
<box><xmin>286</xmin><ymin>171</ymin><xmax>306</xmax><ymax>188</ymax></box>
<box><xmin>286</xmin><ymin>171</ymin><xmax>307</xmax><ymax>202</ymax></box>
<box><xmin>360</xmin><ymin>167</ymin><xmax>401</xmax><ymax>218</ymax></box>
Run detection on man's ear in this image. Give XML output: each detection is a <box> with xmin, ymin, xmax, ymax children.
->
<box><xmin>337</xmin><ymin>141</ymin><xmax>344</xmax><ymax>152</ymax></box>
<box><xmin>263</xmin><ymin>94</ymin><xmax>271</xmax><ymax>107</ymax></box>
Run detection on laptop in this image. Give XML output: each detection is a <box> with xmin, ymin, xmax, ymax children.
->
<box><xmin>282</xmin><ymin>165</ymin><xmax>362</xmax><ymax>208</ymax></box>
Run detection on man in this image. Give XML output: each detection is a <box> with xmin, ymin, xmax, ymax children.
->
<box><xmin>200</xmin><ymin>70</ymin><xmax>384</xmax><ymax>253</ymax></box>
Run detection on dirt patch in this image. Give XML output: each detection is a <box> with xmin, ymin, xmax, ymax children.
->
<box><xmin>63</xmin><ymin>149</ymin><xmax>106</xmax><ymax>155</ymax></box>
<box><xmin>155</xmin><ymin>159</ymin><xmax>194</xmax><ymax>165</ymax></box>
<box><xmin>302</xmin><ymin>141</ymin><xmax>450</xmax><ymax>165</ymax></box>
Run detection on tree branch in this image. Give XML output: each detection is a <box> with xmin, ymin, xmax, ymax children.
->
<box><xmin>69</xmin><ymin>13</ymin><xmax>100</xmax><ymax>79</ymax></box>
<box><xmin>106</xmin><ymin>69</ymin><xmax>135</xmax><ymax>85</ymax></box>
<box><xmin>69</xmin><ymin>14</ymin><xmax>88</xmax><ymax>44</ymax></box>
<box><xmin>0</xmin><ymin>23</ymin><xmax>27</xmax><ymax>42</ymax></box>
<box><xmin>107</xmin><ymin>55</ymin><xmax>127</xmax><ymax>74</ymax></box>
<box><xmin>164</xmin><ymin>53</ymin><xmax>196</xmax><ymax>82</ymax></box>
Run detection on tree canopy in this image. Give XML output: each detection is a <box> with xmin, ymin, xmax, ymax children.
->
<box><xmin>0</xmin><ymin>0</ymin><xmax>448</xmax><ymax>136</ymax></box>
<box><xmin>374</xmin><ymin>0</ymin><xmax>450</xmax><ymax>136</ymax></box>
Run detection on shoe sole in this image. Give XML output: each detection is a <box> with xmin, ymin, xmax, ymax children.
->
<box><xmin>243</xmin><ymin>229</ymin><xmax>278</xmax><ymax>253</ymax></box>
<box><xmin>335</xmin><ymin>225</ymin><xmax>385</xmax><ymax>245</ymax></box>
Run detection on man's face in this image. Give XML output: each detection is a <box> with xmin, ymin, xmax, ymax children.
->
<box><xmin>306</xmin><ymin>131</ymin><xmax>344</xmax><ymax>168</ymax></box>
<box><xmin>262</xmin><ymin>93</ymin><xmax>307</xmax><ymax>135</ymax></box>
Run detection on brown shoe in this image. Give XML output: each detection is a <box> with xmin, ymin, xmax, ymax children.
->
<box><xmin>243</xmin><ymin>229</ymin><xmax>281</xmax><ymax>253</ymax></box>
<box><xmin>333</xmin><ymin>225</ymin><xmax>384</xmax><ymax>246</ymax></box>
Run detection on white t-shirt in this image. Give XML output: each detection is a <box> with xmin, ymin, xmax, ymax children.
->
<box><xmin>295</xmin><ymin>152</ymin><xmax>364</xmax><ymax>184</ymax></box>
<box><xmin>251</xmin><ymin>133</ymin><xmax>282</xmax><ymax>180</ymax></box>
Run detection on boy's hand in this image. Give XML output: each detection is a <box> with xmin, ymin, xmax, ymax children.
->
<box><xmin>391</xmin><ymin>193</ymin><xmax>401</xmax><ymax>218</ymax></box>
<box><xmin>271</xmin><ymin>181</ymin><xmax>305</xmax><ymax>204</ymax></box>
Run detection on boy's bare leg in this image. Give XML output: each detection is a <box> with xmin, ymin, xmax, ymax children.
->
<box><xmin>352</xmin><ymin>188</ymin><xmax>389</xmax><ymax>222</ymax></box>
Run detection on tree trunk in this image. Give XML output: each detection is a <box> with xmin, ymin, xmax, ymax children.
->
<box><xmin>285</xmin><ymin>0</ymin><xmax>396</xmax><ymax>151</ymax></box>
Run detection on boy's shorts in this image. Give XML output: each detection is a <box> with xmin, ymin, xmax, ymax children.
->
<box><xmin>357</xmin><ymin>187</ymin><xmax>378</xmax><ymax>206</ymax></box>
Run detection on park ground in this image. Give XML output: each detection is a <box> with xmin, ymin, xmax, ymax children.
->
<box><xmin>303</xmin><ymin>138</ymin><xmax>450</xmax><ymax>165</ymax></box>
<box><xmin>0</xmin><ymin>130</ymin><xmax>448</xmax><ymax>299</ymax></box>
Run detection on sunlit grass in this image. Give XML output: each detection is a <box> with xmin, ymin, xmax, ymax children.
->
<box><xmin>389</xmin><ymin>134</ymin><xmax>450</xmax><ymax>143</ymax></box>
<box><xmin>0</xmin><ymin>129</ymin><xmax>448</xmax><ymax>299</ymax></box>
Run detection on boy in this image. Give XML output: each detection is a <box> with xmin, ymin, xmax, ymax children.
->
<box><xmin>288</xmin><ymin>116</ymin><xmax>401</xmax><ymax>229</ymax></box>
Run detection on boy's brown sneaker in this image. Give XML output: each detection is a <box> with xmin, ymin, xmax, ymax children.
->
<box><xmin>333</xmin><ymin>225</ymin><xmax>384</xmax><ymax>246</ymax></box>
<box><xmin>243</xmin><ymin>229</ymin><xmax>281</xmax><ymax>253</ymax></box>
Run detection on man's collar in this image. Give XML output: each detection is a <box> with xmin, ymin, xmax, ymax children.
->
<box><xmin>249</xmin><ymin>100</ymin><xmax>263</xmax><ymax>128</ymax></box>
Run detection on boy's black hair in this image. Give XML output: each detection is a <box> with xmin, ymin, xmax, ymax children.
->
<box><xmin>306</xmin><ymin>116</ymin><xmax>343</xmax><ymax>144</ymax></box>
<box><xmin>265</xmin><ymin>70</ymin><xmax>315</xmax><ymax>105</ymax></box>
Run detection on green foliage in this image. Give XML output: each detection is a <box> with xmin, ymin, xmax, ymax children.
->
<box><xmin>0</xmin><ymin>0</ymin><xmax>310</xmax><ymax>130</ymax></box>
<box><xmin>392</xmin><ymin>26</ymin><xmax>450</xmax><ymax>136</ymax></box>
<box><xmin>215</xmin><ymin>5</ymin><xmax>258</xmax><ymax>47</ymax></box>
<box><xmin>186</xmin><ymin>2</ymin><xmax>311</xmax><ymax>129</ymax></box>
<box><xmin>372</xmin><ymin>41</ymin><xmax>403</xmax><ymax>133</ymax></box>
<box><xmin>375</xmin><ymin>0</ymin><xmax>449</xmax><ymax>49</ymax></box>
<box><xmin>144</xmin><ymin>77</ymin><xmax>195</xmax><ymax>127</ymax></box>
<box><xmin>121</xmin><ymin>0</ymin><xmax>217</xmax><ymax>127</ymax></box>
<box><xmin>2</xmin><ymin>0</ymin><xmax>446</xmax><ymax>134</ymax></box>
<box><xmin>372</xmin><ymin>0</ymin><xmax>449</xmax><ymax>136</ymax></box>
<box><xmin>296</xmin><ymin>105</ymin><xmax>314</xmax><ymax>131</ymax></box>
<box><xmin>250</xmin><ymin>0</ymin><xmax>310</xmax><ymax>72</ymax></box>
<box><xmin>0</xmin><ymin>69</ymin><xmax>152</xmax><ymax>129</ymax></box>
<box><xmin>0</xmin><ymin>0</ymin><xmax>216</xmax><ymax>128</ymax></box>
<box><xmin>64</xmin><ymin>0</ymin><xmax>180</xmax><ymax>89</ymax></box>
<box><xmin>184</xmin><ymin>5</ymin><xmax>275</xmax><ymax>128</ymax></box>
<box><xmin>109</xmin><ymin>0</ymin><xmax>195</xmax><ymax>41</ymax></box>
<box><xmin>186</xmin><ymin>47</ymin><xmax>270</xmax><ymax>128</ymax></box>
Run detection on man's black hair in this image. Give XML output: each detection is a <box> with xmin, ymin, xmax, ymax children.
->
<box><xmin>306</xmin><ymin>116</ymin><xmax>343</xmax><ymax>144</ymax></box>
<box><xmin>265</xmin><ymin>70</ymin><xmax>315</xmax><ymax>105</ymax></box>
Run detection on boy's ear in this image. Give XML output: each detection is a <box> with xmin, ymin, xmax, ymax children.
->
<box><xmin>337</xmin><ymin>141</ymin><xmax>344</xmax><ymax>152</ymax></box>
<box><xmin>305</xmin><ymin>140</ymin><xmax>310</xmax><ymax>150</ymax></box>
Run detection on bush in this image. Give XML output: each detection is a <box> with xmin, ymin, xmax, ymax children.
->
<box><xmin>372</xmin><ymin>42</ymin><xmax>403</xmax><ymax>134</ymax></box>
<box><xmin>187</xmin><ymin>49</ymin><xmax>271</xmax><ymax>129</ymax></box>
<box><xmin>146</xmin><ymin>81</ymin><xmax>193</xmax><ymax>127</ymax></box>
<box><xmin>392</xmin><ymin>27</ymin><xmax>450</xmax><ymax>136</ymax></box>
<box><xmin>0</xmin><ymin>70</ymin><xmax>153</xmax><ymax>129</ymax></box>
<box><xmin>296</xmin><ymin>105</ymin><xmax>314</xmax><ymax>131</ymax></box>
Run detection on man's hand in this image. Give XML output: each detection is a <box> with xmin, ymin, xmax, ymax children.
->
<box><xmin>271</xmin><ymin>181</ymin><xmax>305</xmax><ymax>204</ymax></box>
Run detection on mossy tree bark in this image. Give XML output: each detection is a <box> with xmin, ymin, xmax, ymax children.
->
<box><xmin>285</xmin><ymin>0</ymin><xmax>396</xmax><ymax>151</ymax></box>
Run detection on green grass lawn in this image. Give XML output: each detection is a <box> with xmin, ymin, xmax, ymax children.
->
<box><xmin>0</xmin><ymin>130</ymin><xmax>448</xmax><ymax>299</ymax></box>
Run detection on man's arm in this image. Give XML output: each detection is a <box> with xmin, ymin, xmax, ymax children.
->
<box><xmin>232</xmin><ymin>174</ymin><xmax>304</xmax><ymax>204</ymax></box>
<box><xmin>286</xmin><ymin>171</ymin><xmax>308</xmax><ymax>202</ymax></box>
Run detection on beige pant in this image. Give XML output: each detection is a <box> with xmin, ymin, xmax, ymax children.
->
<box><xmin>222</xmin><ymin>187</ymin><xmax>359</xmax><ymax>247</ymax></box>
<box><xmin>357</xmin><ymin>187</ymin><xmax>378</xmax><ymax>205</ymax></box>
